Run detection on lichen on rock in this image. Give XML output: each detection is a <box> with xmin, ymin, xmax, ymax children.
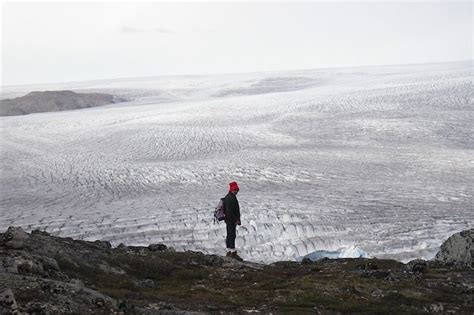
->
<box><xmin>435</xmin><ymin>229</ymin><xmax>473</xmax><ymax>268</ymax></box>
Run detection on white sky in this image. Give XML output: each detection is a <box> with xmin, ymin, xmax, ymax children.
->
<box><xmin>2</xmin><ymin>1</ymin><xmax>473</xmax><ymax>86</ymax></box>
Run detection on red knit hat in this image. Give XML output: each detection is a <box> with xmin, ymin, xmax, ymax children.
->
<box><xmin>229</xmin><ymin>181</ymin><xmax>240</xmax><ymax>192</ymax></box>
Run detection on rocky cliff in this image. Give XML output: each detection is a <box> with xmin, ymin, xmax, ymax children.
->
<box><xmin>0</xmin><ymin>227</ymin><xmax>472</xmax><ymax>314</ymax></box>
<box><xmin>435</xmin><ymin>229</ymin><xmax>473</xmax><ymax>267</ymax></box>
<box><xmin>0</xmin><ymin>90</ymin><xmax>126</xmax><ymax>116</ymax></box>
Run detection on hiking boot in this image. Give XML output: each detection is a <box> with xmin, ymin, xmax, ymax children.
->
<box><xmin>226</xmin><ymin>251</ymin><xmax>232</xmax><ymax>257</ymax></box>
<box><xmin>230</xmin><ymin>252</ymin><xmax>244</xmax><ymax>262</ymax></box>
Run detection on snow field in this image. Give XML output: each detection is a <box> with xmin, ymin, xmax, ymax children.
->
<box><xmin>1</xmin><ymin>61</ymin><xmax>473</xmax><ymax>262</ymax></box>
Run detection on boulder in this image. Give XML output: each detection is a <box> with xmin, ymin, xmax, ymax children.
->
<box><xmin>41</xmin><ymin>257</ymin><xmax>60</xmax><ymax>272</ymax></box>
<box><xmin>2</xmin><ymin>226</ymin><xmax>29</xmax><ymax>249</ymax></box>
<box><xmin>407</xmin><ymin>259</ymin><xmax>428</xmax><ymax>274</ymax></box>
<box><xmin>435</xmin><ymin>229</ymin><xmax>473</xmax><ymax>267</ymax></box>
<box><xmin>0</xmin><ymin>288</ymin><xmax>18</xmax><ymax>314</ymax></box>
<box><xmin>17</xmin><ymin>257</ymin><xmax>45</xmax><ymax>275</ymax></box>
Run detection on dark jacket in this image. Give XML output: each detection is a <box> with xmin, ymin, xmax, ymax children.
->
<box><xmin>224</xmin><ymin>192</ymin><xmax>240</xmax><ymax>224</ymax></box>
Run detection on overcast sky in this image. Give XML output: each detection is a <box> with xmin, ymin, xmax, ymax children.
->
<box><xmin>2</xmin><ymin>1</ymin><xmax>472</xmax><ymax>86</ymax></box>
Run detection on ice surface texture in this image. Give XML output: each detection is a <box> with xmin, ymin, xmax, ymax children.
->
<box><xmin>1</xmin><ymin>61</ymin><xmax>473</xmax><ymax>263</ymax></box>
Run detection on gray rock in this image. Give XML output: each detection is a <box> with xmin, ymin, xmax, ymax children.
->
<box><xmin>3</xmin><ymin>256</ymin><xmax>46</xmax><ymax>276</ymax></box>
<box><xmin>3</xmin><ymin>257</ymin><xmax>19</xmax><ymax>274</ymax></box>
<box><xmin>435</xmin><ymin>229</ymin><xmax>473</xmax><ymax>267</ymax></box>
<box><xmin>407</xmin><ymin>259</ymin><xmax>428</xmax><ymax>274</ymax></box>
<box><xmin>69</xmin><ymin>279</ymin><xmax>85</xmax><ymax>288</ymax></box>
<box><xmin>137</xmin><ymin>279</ymin><xmax>159</xmax><ymax>289</ymax></box>
<box><xmin>207</xmin><ymin>256</ymin><xmax>225</xmax><ymax>267</ymax></box>
<box><xmin>17</xmin><ymin>258</ymin><xmax>45</xmax><ymax>275</ymax></box>
<box><xmin>429</xmin><ymin>303</ymin><xmax>444</xmax><ymax>313</ymax></box>
<box><xmin>371</xmin><ymin>288</ymin><xmax>384</xmax><ymax>299</ymax></box>
<box><xmin>3</xmin><ymin>226</ymin><xmax>29</xmax><ymax>249</ymax></box>
<box><xmin>0</xmin><ymin>287</ymin><xmax>18</xmax><ymax>314</ymax></box>
<box><xmin>41</xmin><ymin>282</ymin><xmax>66</xmax><ymax>294</ymax></box>
<box><xmin>41</xmin><ymin>257</ymin><xmax>60</xmax><ymax>272</ymax></box>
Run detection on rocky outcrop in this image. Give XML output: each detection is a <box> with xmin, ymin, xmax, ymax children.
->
<box><xmin>1</xmin><ymin>226</ymin><xmax>29</xmax><ymax>249</ymax></box>
<box><xmin>0</xmin><ymin>90</ymin><xmax>127</xmax><ymax>116</ymax></box>
<box><xmin>435</xmin><ymin>229</ymin><xmax>473</xmax><ymax>267</ymax></box>
<box><xmin>1</xmin><ymin>226</ymin><xmax>473</xmax><ymax>314</ymax></box>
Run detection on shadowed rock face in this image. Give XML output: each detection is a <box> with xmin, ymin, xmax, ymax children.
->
<box><xmin>435</xmin><ymin>229</ymin><xmax>473</xmax><ymax>267</ymax></box>
<box><xmin>0</xmin><ymin>90</ymin><xmax>126</xmax><ymax>116</ymax></box>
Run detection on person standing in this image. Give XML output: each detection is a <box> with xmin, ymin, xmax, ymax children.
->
<box><xmin>224</xmin><ymin>181</ymin><xmax>243</xmax><ymax>261</ymax></box>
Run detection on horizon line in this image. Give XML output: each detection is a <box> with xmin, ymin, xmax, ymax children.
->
<box><xmin>3</xmin><ymin>59</ymin><xmax>472</xmax><ymax>89</ymax></box>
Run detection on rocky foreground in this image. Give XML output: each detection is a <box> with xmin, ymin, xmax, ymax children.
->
<box><xmin>0</xmin><ymin>90</ymin><xmax>126</xmax><ymax>116</ymax></box>
<box><xmin>0</xmin><ymin>228</ymin><xmax>472</xmax><ymax>314</ymax></box>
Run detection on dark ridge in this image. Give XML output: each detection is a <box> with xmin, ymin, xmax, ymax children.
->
<box><xmin>0</xmin><ymin>227</ymin><xmax>472</xmax><ymax>313</ymax></box>
<box><xmin>0</xmin><ymin>90</ymin><xmax>127</xmax><ymax>116</ymax></box>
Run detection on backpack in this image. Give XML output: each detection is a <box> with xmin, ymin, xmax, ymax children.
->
<box><xmin>213</xmin><ymin>198</ymin><xmax>226</xmax><ymax>223</ymax></box>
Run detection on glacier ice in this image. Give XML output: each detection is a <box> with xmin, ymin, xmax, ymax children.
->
<box><xmin>301</xmin><ymin>245</ymin><xmax>369</xmax><ymax>261</ymax></box>
<box><xmin>0</xmin><ymin>61</ymin><xmax>473</xmax><ymax>263</ymax></box>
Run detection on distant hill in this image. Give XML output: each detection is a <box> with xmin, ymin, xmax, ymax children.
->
<box><xmin>0</xmin><ymin>90</ymin><xmax>127</xmax><ymax>116</ymax></box>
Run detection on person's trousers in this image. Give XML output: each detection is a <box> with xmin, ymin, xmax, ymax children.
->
<box><xmin>226</xmin><ymin>222</ymin><xmax>236</xmax><ymax>250</ymax></box>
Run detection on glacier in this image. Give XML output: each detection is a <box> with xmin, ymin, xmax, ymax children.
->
<box><xmin>301</xmin><ymin>246</ymin><xmax>369</xmax><ymax>261</ymax></box>
<box><xmin>1</xmin><ymin>61</ymin><xmax>473</xmax><ymax>263</ymax></box>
